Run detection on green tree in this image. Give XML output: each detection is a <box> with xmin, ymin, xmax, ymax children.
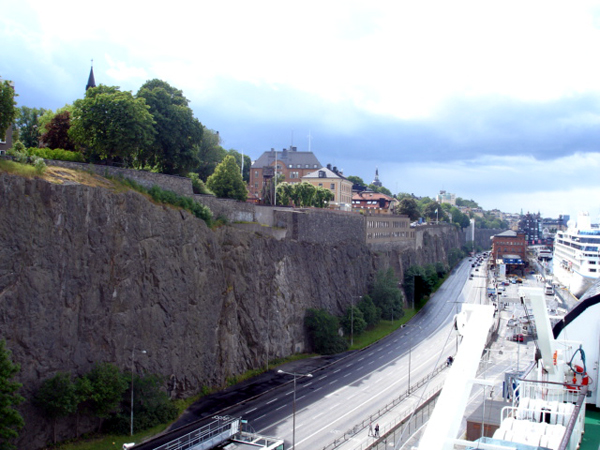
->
<box><xmin>206</xmin><ymin>155</ymin><xmax>248</xmax><ymax>201</ymax></box>
<box><xmin>15</xmin><ymin>106</ymin><xmax>46</xmax><ymax>148</ymax></box>
<box><xmin>34</xmin><ymin>373</ymin><xmax>78</xmax><ymax>443</ymax></box>
<box><xmin>404</xmin><ymin>265</ymin><xmax>433</xmax><ymax>307</ymax></box>
<box><xmin>456</xmin><ymin>197</ymin><xmax>479</xmax><ymax>208</ymax></box>
<box><xmin>397</xmin><ymin>197</ymin><xmax>421</xmax><ymax>221</ymax></box>
<box><xmin>41</xmin><ymin>110</ymin><xmax>76</xmax><ymax>150</ymax></box>
<box><xmin>0</xmin><ymin>340</ymin><xmax>24</xmax><ymax>449</ymax></box>
<box><xmin>346</xmin><ymin>175</ymin><xmax>365</xmax><ymax>187</ymax></box>
<box><xmin>341</xmin><ymin>306</ymin><xmax>367</xmax><ymax>337</ymax></box>
<box><xmin>104</xmin><ymin>373</ymin><xmax>177</xmax><ymax>435</ymax></box>
<box><xmin>312</xmin><ymin>186</ymin><xmax>334</xmax><ymax>208</ymax></box>
<box><xmin>304</xmin><ymin>309</ymin><xmax>348</xmax><ymax>355</ymax></box>
<box><xmin>196</xmin><ymin>128</ymin><xmax>227</xmax><ymax>181</ymax></box>
<box><xmin>292</xmin><ymin>182</ymin><xmax>316</xmax><ymax>207</ymax></box>
<box><xmin>276</xmin><ymin>182</ymin><xmax>294</xmax><ymax>206</ymax></box>
<box><xmin>423</xmin><ymin>201</ymin><xmax>447</xmax><ymax>222</ymax></box>
<box><xmin>69</xmin><ymin>85</ymin><xmax>155</xmax><ymax>166</ymax></box>
<box><xmin>227</xmin><ymin>149</ymin><xmax>251</xmax><ymax>183</ymax></box>
<box><xmin>358</xmin><ymin>295</ymin><xmax>380</xmax><ymax>326</ymax></box>
<box><xmin>136</xmin><ymin>79</ymin><xmax>203</xmax><ymax>175</ymax></box>
<box><xmin>85</xmin><ymin>363</ymin><xmax>127</xmax><ymax>431</ymax></box>
<box><xmin>0</xmin><ymin>81</ymin><xmax>17</xmax><ymax>142</ymax></box>
<box><xmin>371</xmin><ymin>268</ymin><xmax>404</xmax><ymax>321</ymax></box>
<box><xmin>448</xmin><ymin>248</ymin><xmax>466</xmax><ymax>268</ymax></box>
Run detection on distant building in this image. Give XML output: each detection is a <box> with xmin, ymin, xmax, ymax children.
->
<box><xmin>518</xmin><ymin>212</ymin><xmax>543</xmax><ymax>245</ymax></box>
<box><xmin>248</xmin><ymin>147</ymin><xmax>322</xmax><ymax>200</ymax></box>
<box><xmin>301</xmin><ymin>165</ymin><xmax>353</xmax><ymax>210</ymax></box>
<box><xmin>352</xmin><ymin>190</ymin><xmax>398</xmax><ymax>215</ymax></box>
<box><xmin>0</xmin><ymin>77</ymin><xmax>14</xmax><ymax>154</ymax></box>
<box><xmin>491</xmin><ymin>230</ymin><xmax>528</xmax><ymax>274</ymax></box>
<box><xmin>436</xmin><ymin>190</ymin><xmax>456</xmax><ymax>206</ymax></box>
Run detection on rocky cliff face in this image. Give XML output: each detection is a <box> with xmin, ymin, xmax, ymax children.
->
<box><xmin>0</xmin><ymin>173</ymin><xmax>462</xmax><ymax>449</ymax></box>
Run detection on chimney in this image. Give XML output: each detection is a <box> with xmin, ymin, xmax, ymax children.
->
<box><xmin>327</xmin><ymin>163</ymin><xmax>332</xmax><ymax>170</ymax></box>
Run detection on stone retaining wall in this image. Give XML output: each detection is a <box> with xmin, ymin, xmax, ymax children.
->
<box><xmin>46</xmin><ymin>160</ymin><xmax>194</xmax><ymax>196</ymax></box>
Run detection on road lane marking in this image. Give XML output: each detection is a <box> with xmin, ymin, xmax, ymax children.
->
<box><xmin>266</xmin><ymin>398</ymin><xmax>278</xmax><ymax>405</ymax></box>
<box><xmin>245</xmin><ymin>407</ymin><xmax>257</xmax><ymax>414</ymax></box>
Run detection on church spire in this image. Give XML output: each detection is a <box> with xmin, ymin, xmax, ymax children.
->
<box><xmin>86</xmin><ymin>60</ymin><xmax>96</xmax><ymax>91</ymax></box>
<box><xmin>372</xmin><ymin>167</ymin><xmax>382</xmax><ymax>187</ymax></box>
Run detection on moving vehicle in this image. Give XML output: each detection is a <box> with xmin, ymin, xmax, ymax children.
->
<box><xmin>545</xmin><ymin>283</ymin><xmax>554</xmax><ymax>295</ymax></box>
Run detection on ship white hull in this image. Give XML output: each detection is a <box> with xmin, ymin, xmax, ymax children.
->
<box><xmin>553</xmin><ymin>261</ymin><xmax>595</xmax><ymax>297</ymax></box>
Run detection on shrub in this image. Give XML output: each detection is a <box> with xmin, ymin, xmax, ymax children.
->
<box><xmin>304</xmin><ymin>308</ymin><xmax>348</xmax><ymax>355</ymax></box>
<box><xmin>28</xmin><ymin>147</ymin><xmax>85</xmax><ymax>162</ymax></box>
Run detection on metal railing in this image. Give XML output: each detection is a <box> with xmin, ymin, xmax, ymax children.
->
<box><xmin>151</xmin><ymin>416</ymin><xmax>240</xmax><ymax>450</ymax></box>
<box><xmin>320</xmin><ymin>362</ymin><xmax>448</xmax><ymax>450</ymax></box>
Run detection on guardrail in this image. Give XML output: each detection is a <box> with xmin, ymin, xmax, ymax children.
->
<box><xmin>320</xmin><ymin>362</ymin><xmax>448</xmax><ymax>450</ymax></box>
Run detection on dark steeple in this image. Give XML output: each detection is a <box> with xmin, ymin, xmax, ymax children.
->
<box><xmin>372</xmin><ymin>167</ymin><xmax>382</xmax><ymax>187</ymax></box>
<box><xmin>86</xmin><ymin>60</ymin><xmax>96</xmax><ymax>91</ymax></box>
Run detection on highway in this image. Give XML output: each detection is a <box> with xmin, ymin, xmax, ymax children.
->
<box><xmin>224</xmin><ymin>256</ymin><xmax>486</xmax><ymax>449</ymax></box>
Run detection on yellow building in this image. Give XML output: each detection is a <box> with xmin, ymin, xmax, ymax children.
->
<box><xmin>301</xmin><ymin>167</ymin><xmax>353</xmax><ymax>211</ymax></box>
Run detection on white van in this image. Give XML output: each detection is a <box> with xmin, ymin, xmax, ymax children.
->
<box><xmin>545</xmin><ymin>283</ymin><xmax>554</xmax><ymax>295</ymax></box>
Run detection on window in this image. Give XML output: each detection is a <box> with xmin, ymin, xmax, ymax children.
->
<box><xmin>318</xmin><ymin>183</ymin><xmax>323</xmax><ymax>187</ymax></box>
<box><xmin>330</xmin><ymin>183</ymin><xmax>335</xmax><ymax>189</ymax></box>
<box><xmin>305</xmin><ymin>164</ymin><xmax>309</xmax><ymax>168</ymax></box>
<box><xmin>290</xmin><ymin>171</ymin><xmax>299</xmax><ymax>179</ymax></box>
<box><xmin>254</xmin><ymin>171</ymin><xmax>258</xmax><ymax>177</ymax></box>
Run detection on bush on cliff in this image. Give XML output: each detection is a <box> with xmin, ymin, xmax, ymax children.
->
<box><xmin>0</xmin><ymin>340</ymin><xmax>24</xmax><ymax>450</ymax></box>
<box><xmin>304</xmin><ymin>309</ymin><xmax>348</xmax><ymax>355</ymax></box>
<box><xmin>371</xmin><ymin>268</ymin><xmax>404</xmax><ymax>321</ymax></box>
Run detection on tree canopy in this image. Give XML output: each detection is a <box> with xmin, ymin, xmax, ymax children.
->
<box><xmin>206</xmin><ymin>155</ymin><xmax>248</xmax><ymax>201</ymax></box>
<box><xmin>15</xmin><ymin>106</ymin><xmax>46</xmax><ymax>148</ymax></box>
<box><xmin>371</xmin><ymin>268</ymin><xmax>404</xmax><ymax>320</ymax></box>
<box><xmin>70</xmin><ymin>85</ymin><xmax>155</xmax><ymax>166</ymax></box>
<box><xmin>0</xmin><ymin>81</ymin><xmax>17</xmax><ymax>141</ymax></box>
<box><xmin>41</xmin><ymin>110</ymin><xmax>76</xmax><ymax>150</ymax></box>
<box><xmin>397</xmin><ymin>197</ymin><xmax>421</xmax><ymax>221</ymax></box>
<box><xmin>0</xmin><ymin>340</ymin><xmax>24</xmax><ymax>449</ymax></box>
<box><xmin>136</xmin><ymin>79</ymin><xmax>203</xmax><ymax>175</ymax></box>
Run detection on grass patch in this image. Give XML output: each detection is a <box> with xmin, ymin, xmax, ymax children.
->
<box><xmin>52</xmin><ymin>423</ymin><xmax>167</xmax><ymax>450</ymax></box>
<box><xmin>348</xmin><ymin>308</ymin><xmax>417</xmax><ymax>351</ymax></box>
<box><xmin>0</xmin><ymin>159</ymin><xmax>40</xmax><ymax>177</ymax></box>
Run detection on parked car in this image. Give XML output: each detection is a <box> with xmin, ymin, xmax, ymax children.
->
<box><xmin>511</xmin><ymin>334</ymin><xmax>525</xmax><ymax>342</ymax></box>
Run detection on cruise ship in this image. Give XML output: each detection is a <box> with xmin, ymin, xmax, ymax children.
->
<box><xmin>553</xmin><ymin>211</ymin><xmax>600</xmax><ymax>297</ymax></box>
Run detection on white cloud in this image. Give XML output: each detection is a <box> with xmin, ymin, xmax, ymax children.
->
<box><xmin>104</xmin><ymin>55</ymin><xmax>148</xmax><ymax>83</ymax></box>
<box><xmin>378</xmin><ymin>152</ymin><xmax>600</xmax><ymax>217</ymax></box>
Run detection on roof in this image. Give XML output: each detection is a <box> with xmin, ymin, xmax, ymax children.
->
<box><xmin>251</xmin><ymin>148</ymin><xmax>321</xmax><ymax>169</ymax></box>
<box><xmin>302</xmin><ymin>167</ymin><xmax>347</xmax><ymax>180</ymax></box>
<box><xmin>352</xmin><ymin>191</ymin><xmax>395</xmax><ymax>202</ymax></box>
<box><xmin>86</xmin><ymin>65</ymin><xmax>96</xmax><ymax>91</ymax></box>
<box><xmin>494</xmin><ymin>230</ymin><xmax>517</xmax><ymax>237</ymax></box>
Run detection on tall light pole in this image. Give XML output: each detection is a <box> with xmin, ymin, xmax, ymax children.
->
<box><xmin>278</xmin><ymin>370</ymin><xmax>312</xmax><ymax>449</ymax></box>
<box><xmin>131</xmin><ymin>348</ymin><xmax>146</xmax><ymax>436</ymax></box>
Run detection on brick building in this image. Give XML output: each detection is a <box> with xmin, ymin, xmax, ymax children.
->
<box><xmin>352</xmin><ymin>190</ymin><xmax>398</xmax><ymax>214</ymax></box>
<box><xmin>491</xmin><ymin>230</ymin><xmax>528</xmax><ymax>273</ymax></box>
<box><xmin>248</xmin><ymin>147</ymin><xmax>322</xmax><ymax>200</ymax></box>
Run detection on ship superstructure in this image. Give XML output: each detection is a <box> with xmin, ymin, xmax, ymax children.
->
<box><xmin>552</xmin><ymin>211</ymin><xmax>600</xmax><ymax>297</ymax></box>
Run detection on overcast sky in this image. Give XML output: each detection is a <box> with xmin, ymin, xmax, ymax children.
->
<box><xmin>3</xmin><ymin>0</ymin><xmax>600</xmax><ymax>219</ymax></box>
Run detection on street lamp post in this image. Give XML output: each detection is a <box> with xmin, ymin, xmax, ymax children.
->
<box><xmin>278</xmin><ymin>370</ymin><xmax>312</xmax><ymax>449</ymax></box>
<box><xmin>131</xmin><ymin>348</ymin><xmax>147</xmax><ymax>436</ymax></box>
